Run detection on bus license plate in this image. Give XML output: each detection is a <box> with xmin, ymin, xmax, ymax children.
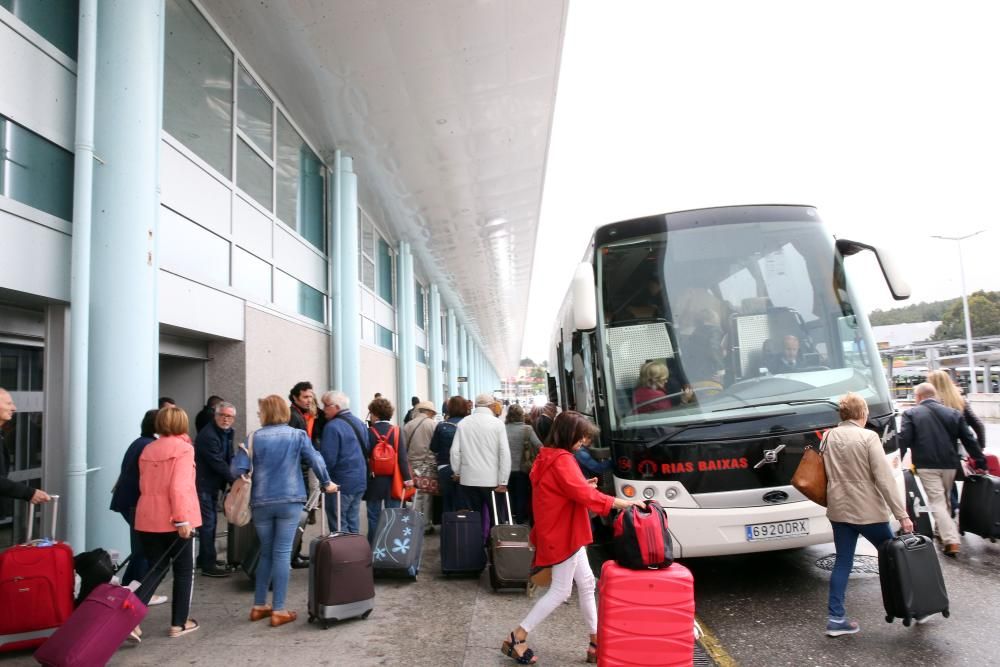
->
<box><xmin>745</xmin><ymin>519</ymin><xmax>809</xmax><ymax>541</ymax></box>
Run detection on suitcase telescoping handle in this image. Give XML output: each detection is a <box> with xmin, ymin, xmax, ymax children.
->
<box><xmin>490</xmin><ymin>490</ymin><xmax>513</xmax><ymax>527</ymax></box>
<box><xmin>319</xmin><ymin>489</ymin><xmax>342</xmax><ymax>535</ymax></box>
<box><xmin>26</xmin><ymin>494</ymin><xmax>60</xmax><ymax>543</ymax></box>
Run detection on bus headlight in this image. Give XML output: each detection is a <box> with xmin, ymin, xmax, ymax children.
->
<box><xmin>622</xmin><ymin>485</ymin><xmax>636</xmax><ymax>498</ymax></box>
<box><xmin>642</xmin><ymin>487</ymin><xmax>656</xmax><ymax>500</ymax></box>
<box><xmin>664</xmin><ymin>486</ymin><xmax>679</xmax><ymax>501</ymax></box>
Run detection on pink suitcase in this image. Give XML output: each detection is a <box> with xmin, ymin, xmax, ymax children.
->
<box><xmin>33</xmin><ymin>583</ymin><xmax>147</xmax><ymax>667</ymax></box>
<box><xmin>0</xmin><ymin>498</ymin><xmax>74</xmax><ymax>652</ymax></box>
<box><xmin>598</xmin><ymin>560</ymin><xmax>695</xmax><ymax>667</ymax></box>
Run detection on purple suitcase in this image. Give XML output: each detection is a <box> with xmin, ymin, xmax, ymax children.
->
<box><xmin>33</xmin><ymin>583</ymin><xmax>146</xmax><ymax>667</ymax></box>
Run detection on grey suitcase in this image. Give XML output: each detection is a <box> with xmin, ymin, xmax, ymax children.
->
<box><xmin>371</xmin><ymin>491</ymin><xmax>424</xmax><ymax>580</ymax></box>
<box><xmin>488</xmin><ymin>491</ymin><xmax>534</xmax><ymax>591</ymax></box>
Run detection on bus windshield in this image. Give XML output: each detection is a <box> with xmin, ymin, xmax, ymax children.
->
<box><xmin>596</xmin><ymin>218</ymin><xmax>892</xmax><ymax>430</ymax></box>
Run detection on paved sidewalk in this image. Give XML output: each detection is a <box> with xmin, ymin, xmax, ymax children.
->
<box><xmin>4</xmin><ymin>522</ymin><xmax>713</xmax><ymax>666</ymax></box>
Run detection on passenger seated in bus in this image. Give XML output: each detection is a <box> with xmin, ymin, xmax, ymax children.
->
<box><xmin>622</xmin><ymin>277</ymin><xmax>667</xmax><ymax>321</ymax></box>
<box><xmin>632</xmin><ymin>361</ymin><xmax>693</xmax><ymax>414</ymax></box>
<box><xmin>767</xmin><ymin>335</ymin><xmax>804</xmax><ymax>373</ymax></box>
<box><xmin>681</xmin><ymin>309</ymin><xmax>726</xmax><ymax>388</ymax></box>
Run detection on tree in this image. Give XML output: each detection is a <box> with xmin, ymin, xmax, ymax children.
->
<box><xmin>869</xmin><ymin>298</ymin><xmax>954</xmax><ymax>326</ymax></box>
<box><xmin>931</xmin><ymin>291</ymin><xmax>1000</xmax><ymax>340</ymax></box>
<box><xmin>519</xmin><ymin>357</ymin><xmax>535</xmax><ymax>367</ymax></box>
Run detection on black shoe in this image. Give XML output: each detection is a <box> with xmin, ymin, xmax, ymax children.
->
<box><xmin>291</xmin><ymin>556</ymin><xmax>310</xmax><ymax>569</ymax></box>
<box><xmin>202</xmin><ymin>566</ymin><xmax>231</xmax><ymax>578</ymax></box>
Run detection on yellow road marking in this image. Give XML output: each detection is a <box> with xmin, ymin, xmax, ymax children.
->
<box><xmin>696</xmin><ymin>615</ymin><xmax>737</xmax><ymax>667</ymax></box>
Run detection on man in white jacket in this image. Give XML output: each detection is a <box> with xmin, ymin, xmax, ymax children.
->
<box><xmin>451</xmin><ymin>393</ymin><xmax>511</xmax><ymax>541</ymax></box>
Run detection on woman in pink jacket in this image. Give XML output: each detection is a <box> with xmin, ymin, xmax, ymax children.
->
<box><xmin>135</xmin><ymin>407</ymin><xmax>202</xmax><ymax>638</ymax></box>
<box><xmin>502</xmin><ymin>411</ymin><xmax>641</xmax><ymax>665</ymax></box>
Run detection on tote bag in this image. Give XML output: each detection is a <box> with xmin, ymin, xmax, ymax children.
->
<box><xmin>224</xmin><ymin>432</ymin><xmax>254</xmax><ymax>527</ymax></box>
<box><xmin>791</xmin><ymin>432</ymin><xmax>828</xmax><ymax>507</ymax></box>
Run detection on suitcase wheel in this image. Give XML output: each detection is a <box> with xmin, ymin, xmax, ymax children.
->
<box><xmin>308</xmin><ymin>614</ymin><xmax>314</xmax><ymax>623</ymax></box>
<box><xmin>323</xmin><ymin>621</ymin><xmax>331</xmax><ymax>630</ymax></box>
<box><xmin>942</xmin><ymin>610</ymin><xmax>950</xmax><ymax>618</ymax></box>
<box><xmin>902</xmin><ymin>617</ymin><xmax>911</xmax><ymax>627</ymax></box>
<box><xmin>361</xmin><ymin>609</ymin><xmax>372</xmax><ymax>620</ymax></box>
<box><xmin>885</xmin><ymin>615</ymin><xmax>893</xmax><ymax>623</ymax></box>
<box><xmin>991</xmin><ymin>538</ymin><xmax>996</xmax><ymax>543</ymax></box>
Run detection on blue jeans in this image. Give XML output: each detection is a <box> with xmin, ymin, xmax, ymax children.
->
<box><xmin>325</xmin><ymin>492</ymin><xmax>363</xmax><ymax>534</ymax></box>
<box><xmin>366</xmin><ymin>498</ymin><xmax>400</xmax><ymax>546</ymax></box>
<box><xmin>252</xmin><ymin>502</ymin><xmax>302</xmax><ymax>610</ymax></box>
<box><xmin>196</xmin><ymin>488</ymin><xmax>219</xmax><ymax>569</ymax></box>
<box><xmin>828</xmin><ymin>520</ymin><xmax>894</xmax><ymax>619</ymax></box>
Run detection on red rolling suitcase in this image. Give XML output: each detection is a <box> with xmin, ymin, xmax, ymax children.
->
<box><xmin>0</xmin><ymin>497</ymin><xmax>74</xmax><ymax>652</ymax></box>
<box><xmin>33</xmin><ymin>583</ymin><xmax>147</xmax><ymax>667</ymax></box>
<box><xmin>597</xmin><ymin>560</ymin><xmax>695</xmax><ymax>667</ymax></box>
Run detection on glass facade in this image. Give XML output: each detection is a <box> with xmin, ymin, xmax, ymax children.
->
<box><xmin>236</xmin><ymin>66</ymin><xmax>273</xmax><ymax>155</ymax></box>
<box><xmin>275</xmin><ymin>271</ymin><xmax>324</xmax><ymax>324</ymax></box>
<box><xmin>377</xmin><ymin>324</ymin><xmax>394</xmax><ymax>351</ymax></box>
<box><xmin>0</xmin><ymin>342</ymin><xmax>44</xmax><ymax>547</ymax></box>
<box><xmin>0</xmin><ymin>0</ymin><xmax>78</xmax><ymax>59</ymax></box>
<box><xmin>276</xmin><ymin>113</ymin><xmax>324</xmax><ymax>251</ymax></box>
<box><xmin>377</xmin><ymin>237</ymin><xmax>394</xmax><ymax>305</ymax></box>
<box><xmin>0</xmin><ymin>116</ymin><xmax>74</xmax><ymax>220</ymax></box>
<box><xmin>236</xmin><ymin>137</ymin><xmax>273</xmax><ymax>210</ymax></box>
<box><xmin>164</xmin><ymin>0</ymin><xmax>233</xmax><ymax>179</ymax></box>
<box><xmin>415</xmin><ymin>282</ymin><xmax>426</xmax><ymax>330</ymax></box>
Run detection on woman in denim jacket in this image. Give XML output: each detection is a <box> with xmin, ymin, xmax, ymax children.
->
<box><xmin>232</xmin><ymin>395</ymin><xmax>337</xmax><ymax>627</ymax></box>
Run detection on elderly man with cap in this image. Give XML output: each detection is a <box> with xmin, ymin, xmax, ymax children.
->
<box><xmin>450</xmin><ymin>393</ymin><xmax>511</xmax><ymax>543</ymax></box>
<box><xmin>403</xmin><ymin>400</ymin><xmax>439</xmax><ymax>531</ymax></box>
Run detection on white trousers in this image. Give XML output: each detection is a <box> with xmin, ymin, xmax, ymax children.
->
<box><xmin>520</xmin><ymin>547</ymin><xmax>598</xmax><ymax>635</ymax></box>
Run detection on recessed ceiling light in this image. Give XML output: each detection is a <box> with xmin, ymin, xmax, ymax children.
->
<box><xmin>486</xmin><ymin>217</ymin><xmax>507</xmax><ymax>227</ymax></box>
<box><xmin>436</xmin><ymin>118</ymin><xmax>447</xmax><ymax>125</ymax></box>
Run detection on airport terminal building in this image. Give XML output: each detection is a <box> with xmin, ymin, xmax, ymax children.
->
<box><xmin>0</xmin><ymin>0</ymin><xmax>564</xmax><ymax>553</ymax></box>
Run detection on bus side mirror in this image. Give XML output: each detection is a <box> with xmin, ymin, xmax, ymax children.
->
<box><xmin>836</xmin><ymin>239</ymin><xmax>911</xmax><ymax>301</ymax></box>
<box><xmin>572</xmin><ymin>262</ymin><xmax>597</xmax><ymax>330</ymax></box>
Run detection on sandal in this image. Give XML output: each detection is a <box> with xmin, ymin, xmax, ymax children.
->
<box><xmin>168</xmin><ymin>619</ymin><xmax>200</xmax><ymax>638</ymax></box>
<box><xmin>249</xmin><ymin>605</ymin><xmax>272</xmax><ymax>622</ymax></box>
<box><xmin>586</xmin><ymin>641</ymin><xmax>598</xmax><ymax>663</ymax></box>
<box><xmin>501</xmin><ymin>631</ymin><xmax>538</xmax><ymax>665</ymax></box>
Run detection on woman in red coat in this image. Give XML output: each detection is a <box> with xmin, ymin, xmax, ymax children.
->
<box><xmin>501</xmin><ymin>411</ymin><xmax>642</xmax><ymax>665</ymax></box>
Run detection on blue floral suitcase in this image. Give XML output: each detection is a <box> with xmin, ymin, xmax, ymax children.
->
<box><xmin>371</xmin><ymin>493</ymin><xmax>424</xmax><ymax>580</ymax></box>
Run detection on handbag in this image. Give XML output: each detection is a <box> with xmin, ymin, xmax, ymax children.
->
<box><xmin>224</xmin><ymin>432</ymin><xmax>254</xmax><ymax>527</ymax></box>
<box><xmin>612</xmin><ymin>499</ymin><xmax>674</xmax><ymax>569</ymax></box>
<box><xmin>390</xmin><ymin>456</ymin><xmax>417</xmax><ymax>502</ymax></box>
<box><xmin>791</xmin><ymin>431</ymin><xmax>829</xmax><ymax>506</ymax></box>
<box><xmin>412</xmin><ymin>468</ymin><xmax>440</xmax><ymax>495</ymax></box>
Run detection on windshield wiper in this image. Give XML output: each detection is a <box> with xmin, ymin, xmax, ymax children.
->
<box><xmin>708</xmin><ymin>398</ymin><xmax>839</xmax><ymax>415</ymax></box>
<box><xmin>644</xmin><ymin>411</ymin><xmax>795</xmax><ymax>448</ymax></box>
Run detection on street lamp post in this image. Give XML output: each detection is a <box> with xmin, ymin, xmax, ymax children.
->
<box><xmin>931</xmin><ymin>230</ymin><xmax>985</xmax><ymax>393</ymax></box>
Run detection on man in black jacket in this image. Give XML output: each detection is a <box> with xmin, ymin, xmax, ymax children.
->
<box><xmin>899</xmin><ymin>382</ymin><xmax>987</xmax><ymax>557</ymax></box>
<box><xmin>194</xmin><ymin>401</ymin><xmax>238</xmax><ymax>576</ymax></box>
<box><xmin>0</xmin><ymin>388</ymin><xmax>51</xmax><ymax>504</ymax></box>
<box><xmin>194</xmin><ymin>395</ymin><xmax>225</xmax><ymax>434</ymax></box>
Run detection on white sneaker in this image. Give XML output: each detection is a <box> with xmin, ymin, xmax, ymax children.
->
<box><xmin>149</xmin><ymin>595</ymin><xmax>168</xmax><ymax>606</ymax></box>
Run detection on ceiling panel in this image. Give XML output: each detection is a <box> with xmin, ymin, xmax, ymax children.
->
<box><xmin>199</xmin><ymin>0</ymin><xmax>567</xmax><ymax>374</ymax></box>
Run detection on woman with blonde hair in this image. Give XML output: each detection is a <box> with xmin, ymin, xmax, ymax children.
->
<box><xmin>823</xmin><ymin>392</ymin><xmax>912</xmax><ymax>637</ymax></box>
<box><xmin>231</xmin><ymin>395</ymin><xmax>337</xmax><ymax>627</ymax></box>
<box><xmin>134</xmin><ymin>407</ymin><xmax>201</xmax><ymax>638</ymax></box>
<box><xmin>927</xmin><ymin>370</ymin><xmax>986</xmax><ymax>448</ymax></box>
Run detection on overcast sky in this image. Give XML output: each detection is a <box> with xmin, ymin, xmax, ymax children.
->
<box><xmin>521</xmin><ymin>0</ymin><xmax>1000</xmax><ymax>364</ymax></box>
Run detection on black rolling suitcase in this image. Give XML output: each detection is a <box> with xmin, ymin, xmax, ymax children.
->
<box><xmin>878</xmin><ymin>532</ymin><xmax>949</xmax><ymax>626</ymax></box>
<box><xmin>488</xmin><ymin>491</ymin><xmax>533</xmax><ymax>591</ymax></box>
<box><xmin>441</xmin><ymin>509</ymin><xmax>486</xmax><ymax>575</ymax></box>
<box><xmin>903</xmin><ymin>470</ymin><xmax>934</xmax><ymax>540</ymax></box>
<box><xmin>371</xmin><ymin>492</ymin><xmax>424</xmax><ymax>579</ymax></box>
<box><xmin>959</xmin><ymin>474</ymin><xmax>1000</xmax><ymax>541</ymax></box>
<box><xmin>307</xmin><ymin>493</ymin><xmax>375</xmax><ymax>627</ymax></box>
<box><xmin>227</xmin><ymin>521</ymin><xmax>257</xmax><ymax>567</ymax></box>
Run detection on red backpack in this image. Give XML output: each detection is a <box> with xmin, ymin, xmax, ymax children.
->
<box><xmin>612</xmin><ymin>500</ymin><xmax>674</xmax><ymax>569</ymax></box>
<box><xmin>369</xmin><ymin>426</ymin><xmax>399</xmax><ymax>476</ymax></box>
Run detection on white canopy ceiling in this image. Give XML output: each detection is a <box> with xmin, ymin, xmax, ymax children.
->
<box><xmin>199</xmin><ymin>0</ymin><xmax>568</xmax><ymax>374</ymax></box>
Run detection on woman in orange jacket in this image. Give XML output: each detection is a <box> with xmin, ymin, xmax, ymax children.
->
<box><xmin>501</xmin><ymin>411</ymin><xmax>642</xmax><ymax>665</ymax></box>
<box><xmin>135</xmin><ymin>406</ymin><xmax>202</xmax><ymax>638</ymax></box>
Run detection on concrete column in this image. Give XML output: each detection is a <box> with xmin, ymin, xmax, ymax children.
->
<box><xmin>460</xmin><ymin>325</ymin><xmax>470</xmax><ymax>398</ymax></box>
<box><xmin>984</xmin><ymin>365</ymin><xmax>993</xmax><ymax>394</ymax></box>
<box><xmin>337</xmin><ymin>156</ymin><xmax>361</xmax><ymax>408</ymax></box>
<box><xmin>428</xmin><ymin>285</ymin><xmax>443</xmax><ymax>410</ymax></box>
<box><xmin>447</xmin><ymin>309</ymin><xmax>459</xmax><ymax>397</ymax></box>
<box><xmin>87</xmin><ymin>0</ymin><xmax>165</xmax><ymax>553</ymax></box>
<box><xmin>396</xmin><ymin>241</ymin><xmax>415</xmax><ymax>418</ymax></box>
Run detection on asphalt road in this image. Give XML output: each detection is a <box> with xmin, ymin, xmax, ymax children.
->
<box><xmin>690</xmin><ymin>421</ymin><xmax>1000</xmax><ymax>667</ymax></box>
